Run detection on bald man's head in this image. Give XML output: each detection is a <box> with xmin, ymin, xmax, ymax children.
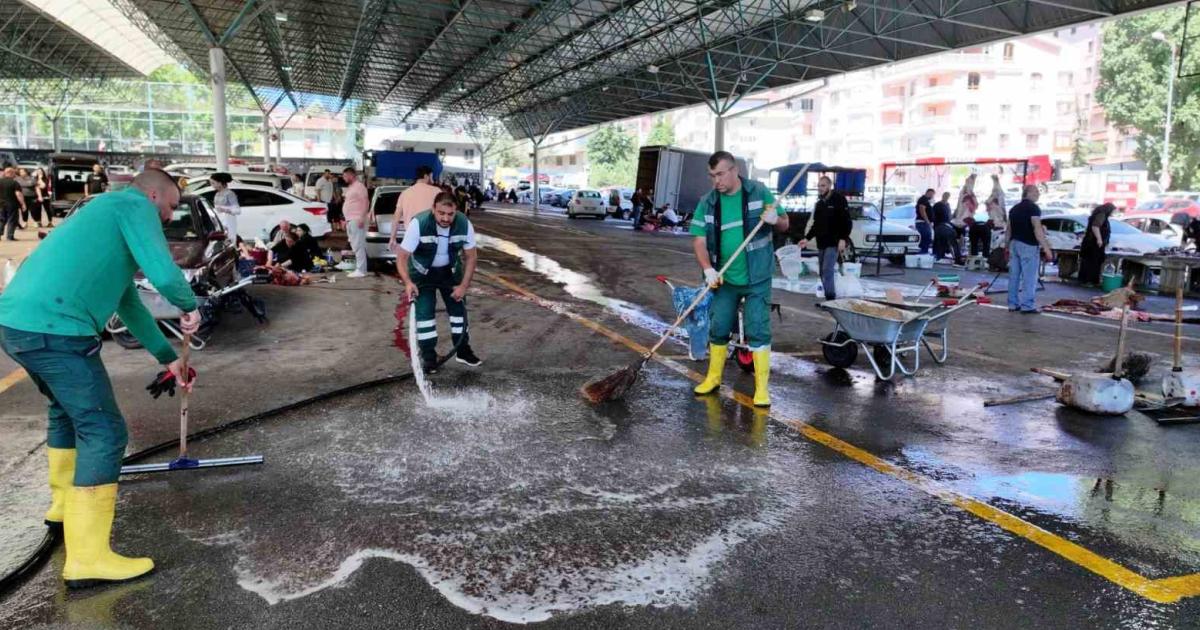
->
<box><xmin>133</xmin><ymin>168</ymin><xmax>181</xmax><ymax>224</ymax></box>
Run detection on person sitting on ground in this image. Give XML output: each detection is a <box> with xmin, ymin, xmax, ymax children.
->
<box><xmin>507</xmin><ymin>188</ymin><xmax>518</xmax><ymax>203</ymax></box>
<box><xmin>659</xmin><ymin>204</ymin><xmax>681</xmax><ymax>231</ymax></box>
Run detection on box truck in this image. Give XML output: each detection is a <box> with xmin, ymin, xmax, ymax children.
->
<box><xmin>635</xmin><ymin>145</ymin><xmax>745</xmax><ymax>216</ymax></box>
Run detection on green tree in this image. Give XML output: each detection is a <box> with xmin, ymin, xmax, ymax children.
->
<box><xmin>645</xmin><ymin>116</ymin><xmax>675</xmax><ymax>146</ymax></box>
<box><xmin>1096</xmin><ymin>9</ymin><xmax>1200</xmax><ymax>188</ymax></box>
<box><xmin>586</xmin><ymin>125</ymin><xmax>636</xmax><ymax>187</ymax></box>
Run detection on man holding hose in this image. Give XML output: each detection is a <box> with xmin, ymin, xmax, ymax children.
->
<box><xmin>691</xmin><ymin>151</ymin><xmax>789</xmax><ymax>407</ymax></box>
<box><xmin>0</xmin><ymin>169</ymin><xmax>199</xmax><ymax>589</ymax></box>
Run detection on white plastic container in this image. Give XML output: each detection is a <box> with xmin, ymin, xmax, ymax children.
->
<box><xmin>918</xmin><ymin>254</ymin><xmax>934</xmax><ymax>269</ymax></box>
<box><xmin>779</xmin><ymin>257</ymin><xmax>804</xmax><ymax>281</ymax></box>
<box><xmin>841</xmin><ymin>262</ymin><xmax>862</xmax><ymax>278</ymax></box>
<box><xmin>905</xmin><ymin>254</ymin><xmax>921</xmax><ymax>268</ymax></box>
<box><xmin>1058</xmin><ymin>374</ymin><xmax>1134</xmax><ymax>415</ymax></box>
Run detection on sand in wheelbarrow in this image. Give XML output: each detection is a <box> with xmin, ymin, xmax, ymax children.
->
<box><xmin>840</xmin><ymin>299</ymin><xmax>911</xmax><ymax>321</ymax></box>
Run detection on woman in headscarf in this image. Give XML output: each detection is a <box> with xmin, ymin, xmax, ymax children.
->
<box><xmin>1078</xmin><ymin>203</ymin><xmax>1115</xmax><ymax>286</ymax></box>
<box><xmin>208</xmin><ymin>172</ymin><xmax>240</xmax><ymax>244</ymax></box>
<box><xmin>971</xmin><ymin>173</ymin><xmax>1005</xmax><ymax>257</ymax></box>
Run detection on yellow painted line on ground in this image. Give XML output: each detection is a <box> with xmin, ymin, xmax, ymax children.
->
<box><xmin>481</xmin><ymin>270</ymin><xmax>1199</xmax><ymax>605</ymax></box>
<box><xmin>0</xmin><ymin>367</ymin><xmax>28</xmax><ymax>395</ymax></box>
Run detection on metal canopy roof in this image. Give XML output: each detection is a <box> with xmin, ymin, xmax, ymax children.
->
<box><xmin>115</xmin><ymin>0</ymin><xmax>1182</xmax><ymax>136</ymax></box>
<box><xmin>0</xmin><ymin>0</ymin><xmax>149</xmax><ymax>80</ymax></box>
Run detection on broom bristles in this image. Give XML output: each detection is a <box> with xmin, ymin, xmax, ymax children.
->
<box><xmin>581</xmin><ymin>361</ymin><xmax>643</xmax><ymax>403</ymax></box>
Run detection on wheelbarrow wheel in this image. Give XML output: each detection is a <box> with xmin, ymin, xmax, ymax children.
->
<box><xmin>735</xmin><ymin>347</ymin><xmax>754</xmax><ymax>373</ymax></box>
<box><xmin>821</xmin><ymin>332</ymin><xmax>857</xmax><ymax>368</ymax></box>
<box><xmin>872</xmin><ymin>344</ymin><xmax>894</xmax><ymax>369</ymax></box>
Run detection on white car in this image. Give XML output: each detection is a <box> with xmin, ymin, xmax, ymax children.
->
<box><xmin>1040</xmin><ymin>214</ymin><xmax>1176</xmax><ymax>255</ymax></box>
<box><xmin>194</xmin><ymin>182</ymin><xmax>331</xmax><ymax>241</ymax></box>
<box><xmin>366</xmin><ymin>185</ymin><xmax>408</xmax><ymax>263</ymax></box>
<box><xmin>866</xmin><ymin>184</ymin><xmax>917</xmax><ymax>209</ymax></box>
<box><xmin>566</xmin><ymin>189</ymin><xmax>607</xmax><ymax>219</ymax></box>
<box><xmin>802</xmin><ymin>200</ymin><xmax>920</xmax><ymax>261</ymax></box>
<box><xmin>599</xmin><ymin>187</ymin><xmax>633</xmax><ymax>217</ymax></box>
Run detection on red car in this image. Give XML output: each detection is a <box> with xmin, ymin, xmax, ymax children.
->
<box><xmin>1133</xmin><ymin>197</ymin><xmax>1200</xmax><ymax>220</ymax></box>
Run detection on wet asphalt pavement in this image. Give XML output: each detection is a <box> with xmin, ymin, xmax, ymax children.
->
<box><xmin>1</xmin><ymin>203</ymin><xmax>1199</xmax><ymax>628</ymax></box>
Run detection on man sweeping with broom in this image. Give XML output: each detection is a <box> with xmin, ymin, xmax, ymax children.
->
<box><xmin>690</xmin><ymin>151</ymin><xmax>788</xmax><ymax>406</ymax></box>
<box><xmin>0</xmin><ymin>168</ymin><xmax>200</xmax><ymax>588</ymax></box>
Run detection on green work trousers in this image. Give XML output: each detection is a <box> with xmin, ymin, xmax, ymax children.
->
<box><xmin>0</xmin><ymin>326</ymin><xmax>127</xmax><ymax>486</ymax></box>
<box><xmin>414</xmin><ymin>267</ymin><xmax>469</xmax><ymax>360</ymax></box>
<box><xmin>707</xmin><ymin>279</ymin><xmax>772</xmax><ymax>351</ymax></box>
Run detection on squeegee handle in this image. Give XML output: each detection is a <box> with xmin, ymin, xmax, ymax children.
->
<box><xmin>179</xmin><ymin>334</ymin><xmax>191</xmax><ymax>458</ymax></box>
<box><xmin>642</xmin><ymin>164</ymin><xmax>812</xmax><ymax>360</ymax></box>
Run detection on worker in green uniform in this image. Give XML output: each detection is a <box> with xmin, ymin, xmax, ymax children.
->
<box><xmin>0</xmin><ymin>169</ymin><xmax>200</xmax><ymax>589</ymax></box>
<box><xmin>396</xmin><ymin>191</ymin><xmax>482</xmax><ymax>372</ymax></box>
<box><xmin>690</xmin><ymin>151</ymin><xmax>789</xmax><ymax>407</ymax></box>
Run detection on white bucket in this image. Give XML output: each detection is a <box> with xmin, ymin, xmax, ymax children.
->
<box><xmin>918</xmin><ymin>254</ymin><xmax>934</xmax><ymax>269</ymax></box>
<box><xmin>905</xmin><ymin>255</ymin><xmax>921</xmax><ymax>268</ymax></box>
<box><xmin>779</xmin><ymin>257</ymin><xmax>804</xmax><ymax>281</ymax></box>
<box><xmin>775</xmin><ymin>244</ymin><xmax>802</xmax><ymax>261</ymax></box>
<box><xmin>1058</xmin><ymin>374</ymin><xmax>1134</xmax><ymax>415</ymax></box>
<box><xmin>841</xmin><ymin>262</ymin><xmax>862</xmax><ymax>278</ymax></box>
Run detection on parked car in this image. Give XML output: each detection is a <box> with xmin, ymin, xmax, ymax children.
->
<box><xmin>0</xmin><ymin>151</ymin><xmax>17</xmax><ymax>168</ymax></box>
<box><xmin>1040</xmin><ymin>213</ymin><xmax>1176</xmax><ymax>255</ymax></box>
<box><xmin>49</xmin><ymin>152</ymin><xmax>101</xmax><ymax>216</ymax></box>
<box><xmin>566</xmin><ymin>189</ymin><xmax>607</xmax><ymax>219</ymax></box>
<box><xmin>304</xmin><ymin>164</ymin><xmax>351</xmax><ymax>200</ymax></box>
<box><xmin>194</xmin><ymin>182</ymin><xmax>331</xmax><ymax>242</ymax></box>
<box><xmin>865</xmin><ymin>184</ymin><xmax>917</xmax><ymax>209</ymax></box>
<box><xmin>1121</xmin><ymin>212</ymin><xmax>1187</xmax><ymax>245</ymax></box>
<box><xmin>599</xmin><ymin>187</ymin><xmax>634</xmax><ymax>217</ymax></box>
<box><xmin>1132</xmin><ymin>197</ymin><xmax>1200</xmax><ymax>219</ymax></box>
<box><xmin>185</xmin><ymin>172</ymin><xmax>291</xmax><ymax>193</ymax></box>
<box><xmin>803</xmin><ymin>200</ymin><xmax>919</xmax><ymax>262</ymax></box>
<box><xmin>365</xmin><ymin>185</ymin><xmax>408</xmax><ymax>264</ymax></box>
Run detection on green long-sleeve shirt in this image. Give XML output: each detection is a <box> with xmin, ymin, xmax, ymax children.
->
<box><xmin>0</xmin><ymin>187</ymin><xmax>196</xmax><ymax>364</ymax></box>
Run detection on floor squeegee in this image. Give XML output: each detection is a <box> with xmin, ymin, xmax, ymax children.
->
<box><xmin>120</xmin><ymin>334</ymin><xmax>264</xmax><ymax>475</ymax></box>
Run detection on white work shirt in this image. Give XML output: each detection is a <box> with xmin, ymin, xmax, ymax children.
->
<box><xmin>315</xmin><ymin>177</ymin><xmax>334</xmax><ymax>203</ymax></box>
<box><xmin>400</xmin><ymin>218</ymin><xmax>477</xmax><ymax>268</ymax></box>
<box><xmin>662</xmin><ymin>208</ymin><xmax>680</xmax><ymax>222</ymax></box>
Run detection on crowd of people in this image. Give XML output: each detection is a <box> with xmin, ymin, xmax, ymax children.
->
<box><xmin>0</xmin><ymin>166</ymin><xmax>58</xmax><ymax>240</ymax></box>
<box><xmin>912</xmin><ymin>173</ymin><xmax>1008</xmax><ymax>266</ymax></box>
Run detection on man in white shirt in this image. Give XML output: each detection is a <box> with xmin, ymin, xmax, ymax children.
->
<box><xmin>396</xmin><ymin>192</ymin><xmax>481</xmax><ymax>372</ymax></box>
<box><xmin>315</xmin><ymin>170</ymin><xmax>335</xmax><ymax>204</ymax></box>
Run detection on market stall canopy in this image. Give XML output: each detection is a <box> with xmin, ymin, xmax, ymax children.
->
<box><xmin>0</xmin><ymin>0</ymin><xmax>177</xmax><ymax>80</ymax></box>
<box><xmin>773</xmin><ymin>163</ymin><xmax>867</xmax><ymax>196</ymax></box>
<box><xmin>21</xmin><ymin>0</ymin><xmax>1181</xmax><ymax>135</ymax></box>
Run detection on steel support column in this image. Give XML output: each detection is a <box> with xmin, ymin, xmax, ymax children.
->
<box><xmin>209</xmin><ymin>47</ymin><xmax>229</xmax><ymax>170</ymax></box>
<box><xmin>714</xmin><ymin>113</ymin><xmax>724</xmax><ymax>152</ymax></box>
<box><xmin>262</xmin><ymin>118</ymin><xmax>271</xmax><ymax>167</ymax></box>
<box><xmin>532</xmin><ymin>143</ymin><xmax>540</xmax><ymax>212</ymax></box>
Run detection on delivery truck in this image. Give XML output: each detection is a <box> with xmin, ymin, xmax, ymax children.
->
<box><xmin>635</xmin><ymin>145</ymin><xmax>746</xmax><ymax>216</ymax></box>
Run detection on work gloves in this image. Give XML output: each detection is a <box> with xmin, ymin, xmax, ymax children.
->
<box><xmin>704</xmin><ymin>268</ymin><xmax>721</xmax><ymax>288</ymax></box>
<box><xmin>147</xmin><ymin>368</ymin><xmax>197</xmax><ymax>399</ymax></box>
<box><xmin>762</xmin><ymin>209</ymin><xmax>779</xmax><ymax>225</ymax></box>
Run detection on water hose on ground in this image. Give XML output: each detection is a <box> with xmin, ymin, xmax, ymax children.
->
<box><xmin>0</xmin><ymin>372</ymin><xmax>414</xmax><ymax>598</ymax></box>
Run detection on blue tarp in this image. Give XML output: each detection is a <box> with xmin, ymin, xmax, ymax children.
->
<box><xmin>773</xmin><ymin>163</ymin><xmax>866</xmax><ymax>196</ymax></box>
<box><xmin>373</xmin><ymin>151</ymin><xmax>443</xmax><ymax>181</ymax></box>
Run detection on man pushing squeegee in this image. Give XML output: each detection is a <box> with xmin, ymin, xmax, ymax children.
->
<box><xmin>0</xmin><ymin>169</ymin><xmax>259</xmax><ymax>590</ymax></box>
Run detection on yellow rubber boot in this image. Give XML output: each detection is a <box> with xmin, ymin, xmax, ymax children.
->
<box><xmin>45</xmin><ymin>447</ymin><xmax>76</xmax><ymax>530</ymax></box>
<box><xmin>63</xmin><ymin>484</ymin><xmax>154</xmax><ymax>589</ymax></box>
<box><xmin>693</xmin><ymin>344</ymin><xmax>728</xmax><ymax>395</ymax></box>
<box><xmin>752</xmin><ymin>350</ymin><xmax>771</xmax><ymax>407</ymax></box>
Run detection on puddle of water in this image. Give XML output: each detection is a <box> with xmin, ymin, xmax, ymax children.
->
<box><xmin>772</xmin><ymin>277</ymin><xmax>933</xmax><ymax>299</ymax></box>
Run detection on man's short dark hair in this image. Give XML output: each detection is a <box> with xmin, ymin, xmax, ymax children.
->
<box><xmin>342</xmin><ymin>167</ymin><xmax>356</xmax><ymax>174</ymax></box>
<box><xmin>707</xmin><ymin>151</ymin><xmax>736</xmax><ymax>170</ymax></box>
<box><xmin>323</xmin><ymin>169</ymin><xmax>331</xmax><ymax>174</ymax></box>
<box><xmin>818</xmin><ymin>175</ymin><xmax>832</xmax><ymax>184</ymax></box>
<box><xmin>433</xmin><ymin>192</ymin><xmax>458</xmax><ymax>208</ymax></box>
<box><xmin>416</xmin><ymin>165</ymin><xmax>434</xmax><ymax>179</ymax></box>
<box><xmin>925</xmin><ymin>188</ymin><xmax>935</xmax><ymax>195</ymax></box>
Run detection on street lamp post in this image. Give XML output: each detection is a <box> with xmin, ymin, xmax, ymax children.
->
<box><xmin>1152</xmin><ymin>31</ymin><xmax>1176</xmax><ymax>189</ymax></box>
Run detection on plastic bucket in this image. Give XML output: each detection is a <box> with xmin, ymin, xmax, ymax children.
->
<box><xmin>780</xmin><ymin>257</ymin><xmax>804</xmax><ymax>280</ymax></box>
<box><xmin>841</xmin><ymin>262</ymin><xmax>862</xmax><ymax>278</ymax></box>
<box><xmin>905</xmin><ymin>254</ymin><xmax>920</xmax><ymax>268</ymax></box>
<box><xmin>937</xmin><ymin>273</ymin><xmax>960</xmax><ymax>289</ymax></box>
<box><xmin>918</xmin><ymin>254</ymin><xmax>934</xmax><ymax>269</ymax></box>
<box><xmin>1100</xmin><ymin>273</ymin><xmax>1122</xmax><ymax>292</ymax></box>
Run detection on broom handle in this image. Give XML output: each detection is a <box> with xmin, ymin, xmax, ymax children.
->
<box><xmin>644</xmin><ymin>219</ymin><xmax>768</xmax><ymax>358</ymax></box>
<box><xmin>642</xmin><ymin>164</ymin><xmax>813</xmax><ymax>359</ymax></box>
<box><xmin>1112</xmin><ymin>305</ymin><xmax>1129</xmax><ymax>380</ymax></box>
<box><xmin>179</xmin><ymin>334</ymin><xmax>191</xmax><ymax>458</ymax></box>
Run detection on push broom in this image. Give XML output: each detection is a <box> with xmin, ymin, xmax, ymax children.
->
<box><xmin>581</xmin><ymin>164</ymin><xmax>812</xmax><ymax>403</ymax></box>
<box><xmin>120</xmin><ymin>334</ymin><xmax>264</xmax><ymax>475</ymax></box>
